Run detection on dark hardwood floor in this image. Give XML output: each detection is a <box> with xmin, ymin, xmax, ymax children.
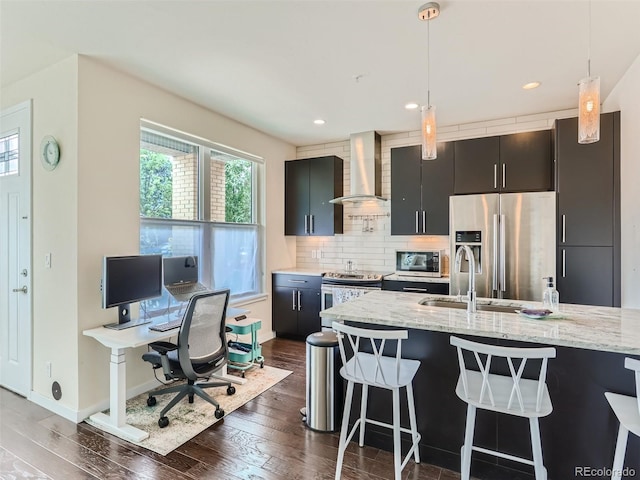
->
<box><xmin>0</xmin><ymin>337</ymin><xmax>464</xmax><ymax>480</ymax></box>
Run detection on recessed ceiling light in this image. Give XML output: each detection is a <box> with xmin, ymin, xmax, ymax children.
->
<box><xmin>522</xmin><ymin>81</ymin><xmax>541</xmax><ymax>90</ymax></box>
<box><xmin>405</xmin><ymin>102</ymin><xmax>419</xmax><ymax>110</ymax></box>
<box><xmin>313</xmin><ymin>119</ymin><xmax>325</xmax><ymax>125</ymax></box>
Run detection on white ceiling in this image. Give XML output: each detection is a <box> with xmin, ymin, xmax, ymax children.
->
<box><xmin>2</xmin><ymin>0</ymin><xmax>640</xmax><ymax>146</ymax></box>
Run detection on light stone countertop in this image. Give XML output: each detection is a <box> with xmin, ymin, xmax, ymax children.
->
<box><xmin>272</xmin><ymin>267</ymin><xmax>326</xmax><ymax>277</ymax></box>
<box><xmin>320</xmin><ymin>290</ymin><xmax>640</xmax><ymax>355</ymax></box>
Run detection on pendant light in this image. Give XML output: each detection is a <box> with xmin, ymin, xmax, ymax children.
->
<box><xmin>578</xmin><ymin>0</ymin><xmax>600</xmax><ymax>144</ymax></box>
<box><xmin>418</xmin><ymin>2</ymin><xmax>440</xmax><ymax>160</ymax></box>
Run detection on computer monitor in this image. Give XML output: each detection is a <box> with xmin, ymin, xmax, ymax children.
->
<box><xmin>101</xmin><ymin>254</ymin><xmax>163</xmax><ymax>329</ymax></box>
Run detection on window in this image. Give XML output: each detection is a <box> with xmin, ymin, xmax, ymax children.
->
<box><xmin>139</xmin><ymin>125</ymin><xmax>263</xmax><ymax>313</ymax></box>
<box><xmin>0</xmin><ymin>132</ymin><xmax>19</xmax><ymax>176</ymax></box>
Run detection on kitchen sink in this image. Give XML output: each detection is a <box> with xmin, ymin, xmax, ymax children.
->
<box><xmin>419</xmin><ymin>299</ymin><xmax>519</xmax><ymax>314</ymax></box>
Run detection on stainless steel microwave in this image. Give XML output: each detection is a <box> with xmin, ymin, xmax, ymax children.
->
<box><xmin>395</xmin><ymin>250</ymin><xmax>443</xmax><ymax>277</ymax></box>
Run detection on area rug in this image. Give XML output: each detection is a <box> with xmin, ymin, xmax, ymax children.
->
<box><xmin>85</xmin><ymin>365</ymin><xmax>291</xmax><ymax>455</ymax></box>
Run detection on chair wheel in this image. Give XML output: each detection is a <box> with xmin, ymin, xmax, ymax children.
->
<box><xmin>260</xmin><ymin>361</ymin><xmax>264</xmax><ymax>368</ymax></box>
<box><xmin>242</xmin><ymin>372</ymin><xmax>245</xmax><ymax>378</ymax></box>
<box><xmin>215</xmin><ymin>408</ymin><xmax>224</xmax><ymax>419</ymax></box>
<box><xmin>158</xmin><ymin>416</ymin><xmax>169</xmax><ymax>428</ymax></box>
<box><xmin>147</xmin><ymin>396</ymin><xmax>156</xmax><ymax>407</ymax></box>
<box><xmin>227</xmin><ymin>386</ymin><xmax>236</xmax><ymax>395</ymax></box>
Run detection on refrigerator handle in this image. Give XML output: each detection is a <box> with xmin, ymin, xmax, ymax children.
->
<box><xmin>493</xmin><ymin>164</ymin><xmax>498</xmax><ymax>189</ymax></box>
<box><xmin>500</xmin><ymin>214</ymin><xmax>506</xmax><ymax>291</ymax></box>
<box><xmin>492</xmin><ymin>214</ymin><xmax>499</xmax><ymax>291</ymax></box>
<box><xmin>415</xmin><ymin>211</ymin><xmax>419</xmax><ymax>234</ymax></box>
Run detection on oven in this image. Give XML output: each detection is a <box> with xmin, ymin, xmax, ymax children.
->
<box><xmin>320</xmin><ymin>272</ymin><xmax>384</xmax><ymax>329</ymax></box>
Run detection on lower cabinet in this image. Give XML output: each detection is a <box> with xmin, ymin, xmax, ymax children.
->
<box><xmin>272</xmin><ymin>274</ymin><xmax>321</xmax><ymax>338</ymax></box>
<box><xmin>557</xmin><ymin>246</ymin><xmax>614</xmax><ymax>307</ymax></box>
<box><xmin>382</xmin><ymin>280</ymin><xmax>449</xmax><ymax>295</ymax></box>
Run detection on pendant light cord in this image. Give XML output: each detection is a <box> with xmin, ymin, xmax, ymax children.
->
<box><xmin>587</xmin><ymin>0</ymin><xmax>591</xmax><ymax>77</ymax></box>
<box><xmin>427</xmin><ymin>15</ymin><xmax>431</xmax><ymax>107</ymax></box>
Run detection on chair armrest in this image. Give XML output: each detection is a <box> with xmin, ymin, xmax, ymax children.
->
<box><xmin>148</xmin><ymin>341</ymin><xmax>178</xmax><ymax>355</ymax></box>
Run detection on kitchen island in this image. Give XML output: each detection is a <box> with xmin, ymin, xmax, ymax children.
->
<box><xmin>321</xmin><ymin>291</ymin><xmax>640</xmax><ymax>480</ymax></box>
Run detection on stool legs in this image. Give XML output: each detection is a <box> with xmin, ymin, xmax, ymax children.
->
<box><xmin>611</xmin><ymin>423</ymin><xmax>629</xmax><ymax>480</ymax></box>
<box><xmin>529</xmin><ymin>417</ymin><xmax>547</xmax><ymax>480</ymax></box>
<box><xmin>359</xmin><ymin>385</ymin><xmax>368</xmax><ymax>447</ymax></box>
<box><xmin>406</xmin><ymin>383</ymin><xmax>420</xmax><ymax>464</ymax></box>
<box><xmin>461</xmin><ymin>404</ymin><xmax>476</xmax><ymax>480</ymax></box>
<box><xmin>392</xmin><ymin>387</ymin><xmax>402</xmax><ymax>480</ymax></box>
<box><xmin>335</xmin><ymin>380</ymin><xmax>355</xmax><ymax>480</ymax></box>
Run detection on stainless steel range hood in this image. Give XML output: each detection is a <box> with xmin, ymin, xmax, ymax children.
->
<box><xmin>330</xmin><ymin>131</ymin><xmax>387</xmax><ymax>204</ymax></box>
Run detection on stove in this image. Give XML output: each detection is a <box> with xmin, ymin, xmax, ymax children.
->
<box><xmin>323</xmin><ymin>271</ymin><xmax>385</xmax><ymax>282</ymax></box>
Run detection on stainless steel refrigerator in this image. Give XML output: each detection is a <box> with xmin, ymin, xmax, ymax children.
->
<box><xmin>449</xmin><ymin>192</ymin><xmax>556</xmax><ymax>302</ymax></box>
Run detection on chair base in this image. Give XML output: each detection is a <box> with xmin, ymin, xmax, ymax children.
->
<box><xmin>148</xmin><ymin>378</ymin><xmax>234</xmax><ymax>423</ymax></box>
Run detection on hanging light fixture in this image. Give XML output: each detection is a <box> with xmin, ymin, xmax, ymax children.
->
<box><xmin>418</xmin><ymin>2</ymin><xmax>440</xmax><ymax>160</ymax></box>
<box><xmin>578</xmin><ymin>0</ymin><xmax>600</xmax><ymax>144</ymax></box>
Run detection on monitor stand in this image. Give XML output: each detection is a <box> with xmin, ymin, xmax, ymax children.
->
<box><xmin>104</xmin><ymin>303</ymin><xmax>151</xmax><ymax>330</ymax></box>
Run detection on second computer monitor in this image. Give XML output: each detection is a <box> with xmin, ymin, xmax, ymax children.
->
<box><xmin>163</xmin><ymin>256</ymin><xmax>198</xmax><ymax>286</ymax></box>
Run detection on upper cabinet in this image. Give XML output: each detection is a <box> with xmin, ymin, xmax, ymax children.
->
<box><xmin>453</xmin><ymin>130</ymin><xmax>552</xmax><ymax>194</ymax></box>
<box><xmin>284</xmin><ymin>156</ymin><xmax>343</xmax><ymax>236</ymax></box>
<box><xmin>391</xmin><ymin>142</ymin><xmax>454</xmax><ymax>235</ymax></box>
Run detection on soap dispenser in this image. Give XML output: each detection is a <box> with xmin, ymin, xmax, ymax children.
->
<box><xmin>542</xmin><ymin>277</ymin><xmax>559</xmax><ymax>312</ymax></box>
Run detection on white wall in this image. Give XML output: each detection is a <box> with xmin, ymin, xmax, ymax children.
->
<box><xmin>603</xmin><ymin>52</ymin><xmax>640</xmax><ymax>308</ymax></box>
<box><xmin>3</xmin><ymin>55</ymin><xmax>296</xmax><ymax>419</ymax></box>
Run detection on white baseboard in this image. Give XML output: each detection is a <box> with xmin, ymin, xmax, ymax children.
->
<box><xmin>30</xmin><ymin>378</ymin><xmax>162</xmax><ymax>424</ymax></box>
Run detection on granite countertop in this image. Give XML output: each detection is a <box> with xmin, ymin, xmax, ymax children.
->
<box><xmin>320</xmin><ymin>291</ymin><xmax>640</xmax><ymax>355</ymax></box>
<box><xmin>272</xmin><ymin>267</ymin><xmax>326</xmax><ymax>276</ymax></box>
<box><xmin>384</xmin><ymin>274</ymin><xmax>450</xmax><ymax>283</ymax></box>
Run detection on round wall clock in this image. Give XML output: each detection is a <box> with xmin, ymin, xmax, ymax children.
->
<box><xmin>40</xmin><ymin>135</ymin><xmax>60</xmax><ymax>171</ymax></box>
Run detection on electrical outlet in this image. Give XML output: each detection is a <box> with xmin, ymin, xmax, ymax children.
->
<box><xmin>45</xmin><ymin>253</ymin><xmax>51</xmax><ymax>269</ymax></box>
<box><xmin>45</xmin><ymin>361</ymin><xmax>52</xmax><ymax>378</ymax></box>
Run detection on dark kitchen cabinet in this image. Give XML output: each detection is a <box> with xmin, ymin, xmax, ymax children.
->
<box><xmin>285</xmin><ymin>156</ymin><xmax>343</xmax><ymax>236</ymax></box>
<box><xmin>382</xmin><ymin>280</ymin><xmax>449</xmax><ymax>295</ymax></box>
<box><xmin>453</xmin><ymin>131</ymin><xmax>552</xmax><ymax>194</ymax></box>
<box><xmin>272</xmin><ymin>274</ymin><xmax>322</xmax><ymax>338</ymax></box>
<box><xmin>555</xmin><ymin>112</ymin><xmax>620</xmax><ymax>307</ymax></box>
<box><xmin>557</xmin><ymin>246</ymin><xmax>614</xmax><ymax>307</ymax></box>
<box><xmin>390</xmin><ymin>142</ymin><xmax>454</xmax><ymax>235</ymax></box>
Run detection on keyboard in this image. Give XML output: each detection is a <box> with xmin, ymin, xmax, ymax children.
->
<box><xmin>149</xmin><ymin>319</ymin><xmax>182</xmax><ymax>332</ymax></box>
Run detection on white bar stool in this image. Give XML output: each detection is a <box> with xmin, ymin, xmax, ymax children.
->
<box><xmin>604</xmin><ymin>357</ymin><xmax>640</xmax><ymax>480</ymax></box>
<box><xmin>450</xmin><ymin>336</ymin><xmax>556</xmax><ymax>480</ymax></box>
<box><xmin>333</xmin><ymin>322</ymin><xmax>421</xmax><ymax>480</ymax></box>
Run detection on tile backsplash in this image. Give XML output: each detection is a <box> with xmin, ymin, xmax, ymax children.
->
<box><xmin>294</xmin><ymin>108</ymin><xmax>576</xmax><ymax>273</ymax></box>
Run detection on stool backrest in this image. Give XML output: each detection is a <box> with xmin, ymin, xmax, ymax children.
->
<box><xmin>450</xmin><ymin>336</ymin><xmax>556</xmax><ymax>414</ymax></box>
<box><xmin>625</xmin><ymin>357</ymin><xmax>640</xmax><ymax>415</ymax></box>
<box><xmin>333</xmin><ymin>322</ymin><xmax>408</xmax><ymax>386</ymax></box>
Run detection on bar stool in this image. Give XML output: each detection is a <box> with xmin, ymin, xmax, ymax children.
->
<box><xmin>450</xmin><ymin>336</ymin><xmax>556</xmax><ymax>480</ymax></box>
<box><xmin>332</xmin><ymin>322</ymin><xmax>421</xmax><ymax>480</ymax></box>
<box><xmin>604</xmin><ymin>357</ymin><xmax>640</xmax><ymax>480</ymax></box>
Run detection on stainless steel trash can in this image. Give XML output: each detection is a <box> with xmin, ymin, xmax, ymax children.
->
<box><xmin>304</xmin><ymin>331</ymin><xmax>342</xmax><ymax>432</ymax></box>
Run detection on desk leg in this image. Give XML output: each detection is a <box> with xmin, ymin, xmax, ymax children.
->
<box><xmin>88</xmin><ymin>347</ymin><xmax>149</xmax><ymax>442</ymax></box>
<box><xmin>212</xmin><ymin>365</ymin><xmax>247</xmax><ymax>385</ymax></box>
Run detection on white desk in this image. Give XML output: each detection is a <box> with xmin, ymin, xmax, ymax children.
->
<box><xmin>83</xmin><ymin>307</ymin><xmax>247</xmax><ymax>442</ymax></box>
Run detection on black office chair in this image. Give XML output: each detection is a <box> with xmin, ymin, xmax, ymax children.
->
<box><xmin>142</xmin><ymin>289</ymin><xmax>236</xmax><ymax>428</ymax></box>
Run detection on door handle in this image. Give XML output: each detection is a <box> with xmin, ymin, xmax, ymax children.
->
<box><xmin>403</xmin><ymin>287</ymin><xmax>428</xmax><ymax>293</ymax></box>
<box><xmin>415</xmin><ymin>211</ymin><xmax>419</xmax><ymax>233</ymax></box>
<box><xmin>297</xmin><ymin>290</ymin><xmax>301</xmax><ymax>311</ymax></box>
<box><xmin>492</xmin><ymin>214</ymin><xmax>499</xmax><ymax>291</ymax></box>
<box><xmin>422</xmin><ymin>211</ymin><xmax>426</xmax><ymax>233</ymax></box>
<box><xmin>493</xmin><ymin>164</ymin><xmax>498</xmax><ymax>189</ymax></box>
<box><xmin>304</xmin><ymin>215</ymin><xmax>309</xmax><ymax>234</ymax></box>
<box><xmin>500</xmin><ymin>214</ymin><xmax>506</xmax><ymax>291</ymax></box>
<box><xmin>12</xmin><ymin>286</ymin><xmax>28</xmax><ymax>294</ymax></box>
<box><xmin>502</xmin><ymin>164</ymin><xmax>506</xmax><ymax>189</ymax></box>
<box><xmin>561</xmin><ymin>215</ymin><xmax>566</xmax><ymax>243</ymax></box>
<box><xmin>292</xmin><ymin>290</ymin><xmax>296</xmax><ymax>310</ymax></box>
<box><xmin>310</xmin><ymin>215</ymin><xmax>314</xmax><ymax>234</ymax></box>
<box><xmin>288</xmin><ymin>279</ymin><xmax>308</xmax><ymax>283</ymax></box>
<box><xmin>562</xmin><ymin>249</ymin><xmax>566</xmax><ymax>278</ymax></box>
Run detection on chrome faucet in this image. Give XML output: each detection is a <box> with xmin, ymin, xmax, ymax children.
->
<box><xmin>454</xmin><ymin>245</ymin><xmax>477</xmax><ymax>313</ymax></box>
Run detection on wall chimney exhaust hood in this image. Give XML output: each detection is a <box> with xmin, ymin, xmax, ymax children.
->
<box><xmin>330</xmin><ymin>131</ymin><xmax>387</xmax><ymax>204</ymax></box>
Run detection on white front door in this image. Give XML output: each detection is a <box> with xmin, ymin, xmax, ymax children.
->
<box><xmin>0</xmin><ymin>101</ymin><xmax>32</xmax><ymax>397</ymax></box>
